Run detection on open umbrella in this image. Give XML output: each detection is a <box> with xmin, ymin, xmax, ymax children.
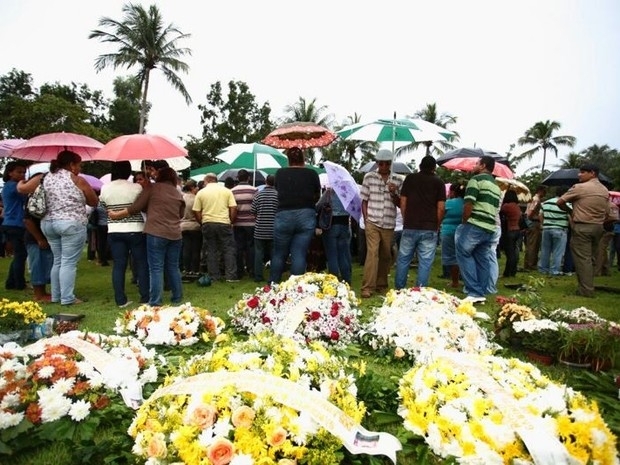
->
<box><xmin>358</xmin><ymin>160</ymin><xmax>413</xmax><ymax>174</ymax></box>
<box><xmin>337</xmin><ymin>117</ymin><xmax>454</xmax><ymax>150</ymax></box>
<box><xmin>130</xmin><ymin>156</ymin><xmax>191</xmax><ymax>172</ymax></box>
<box><xmin>323</xmin><ymin>161</ymin><xmax>362</xmax><ymax>222</ymax></box>
<box><xmin>216</xmin><ymin>143</ymin><xmax>287</xmax><ymax>186</ymax></box>
<box><xmin>92</xmin><ymin>134</ymin><xmax>187</xmax><ymax>163</ymax></box>
<box><xmin>79</xmin><ymin>174</ymin><xmax>104</xmax><ymax>191</ymax></box>
<box><xmin>9</xmin><ymin>132</ymin><xmax>104</xmax><ymax>161</ymax></box>
<box><xmin>0</xmin><ymin>138</ymin><xmax>26</xmax><ymax>158</ymax></box>
<box><xmin>541</xmin><ymin>168</ymin><xmax>613</xmax><ymax>188</ymax></box>
<box><xmin>495</xmin><ymin>177</ymin><xmax>532</xmax><ymax>202</ymax></box>
<box><xmin>437</xmin><ymin>147</ymin><xmax>508</xmax><ymax>166</ymax></box>
<box><xmin>262</xmin><ymin>122</ymin><xmax>337</xmax><ymax>149</ymax></box>
<box><xmin>442</xmin><ymin>157</ymin><xmax>515</xmax><ymax>179</ymax></box>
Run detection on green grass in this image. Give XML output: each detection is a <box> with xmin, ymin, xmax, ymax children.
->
<box><xmin>1</xmin><ymin>248</ymin><xmax>619</xmax><ymax>464</ymax></box>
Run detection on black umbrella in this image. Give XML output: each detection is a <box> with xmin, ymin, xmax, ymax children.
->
<box><xmin>358</xmin><ymin>161</ymin><xmax>413</xmax><ymax>174</ymax></box>
<box><xmin>541</xmin><ymin>169</ymin><xmax>613</xmax><ymax>188</ymax></box>
<box><xmin>437</xmin><ymin>147</ymin><xmax>509</xmax><ymax>166</ymax></box>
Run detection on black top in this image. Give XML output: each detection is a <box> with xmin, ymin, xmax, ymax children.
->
<box><xmin>274</xmin><ymin>167</ymin><xmax>321</xmax><ymax>210</ymax></box>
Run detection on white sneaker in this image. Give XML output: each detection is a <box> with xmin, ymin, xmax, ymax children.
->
<box><xmin>118</xmin><ymin>300</ymin><xmax>133</xmax><ymax>309</ymax></box>
<box><xmin>463</xmin><ymin>296</ymin><xmax>486</xmax><ymax>304</ymax></box>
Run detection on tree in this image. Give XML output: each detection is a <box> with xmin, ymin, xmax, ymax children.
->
<box><xmin>186</xmin><ymin>80</ymin><xmax>274</xmax><ymax>169</ymax></box>
<box><xmin>516</xmin><ymin>120</ymin><xmax>576</xmax><ymax>175</ymax></box>
<box><xmin>405</xmin><ymin>103</ymin><xmax>459</xmax><ymax>157</ymax></box>
<box><xmin>89</xmin><ymin>3</ymin><xmax>192</xmax><ymax>133</ymax></box>
<box><xmin>108</xmin><ymin>76</ymin><xmax>143</xmax><ymax>135</ymax></box>
<box><xmin>321</xmin><ymin>113</ymin><xmax>378</xmax><ymax>171</ymax></box>
<box><xmin>559</xmin><ymin>152</ymin><xmax>585</xmax><ymax>169</ymax></box>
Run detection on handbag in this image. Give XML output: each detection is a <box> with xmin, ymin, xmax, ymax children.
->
<box><xmin>26</xmin><ymin>174</ymin><xmax>47</xmax><ymax>219</ymax></box>
<box><xmin>317</xmin><ymin>190</ymin><xmax>333</xmax><ymax>230</ymax></box>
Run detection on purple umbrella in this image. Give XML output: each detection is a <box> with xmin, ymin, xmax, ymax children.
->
<box><xmin>0</xmin><ymin>138</ymin><xmax>26</xmax><ymax>158</ymax></box>
<box><xmin>323</xmin><ymin>161</ymin><xmax>362</xmax><ymax>222</ymax></box>
<box><xmin>79</xmin><ymin>173</ymin><xmax>103</xmax><ymax>191</ymax></box>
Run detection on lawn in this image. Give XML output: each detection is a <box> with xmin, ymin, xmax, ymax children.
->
<box><xmin>1</xmin><ymin>248</ymin><xmax>619</xmax><ymax>464</ymax></box>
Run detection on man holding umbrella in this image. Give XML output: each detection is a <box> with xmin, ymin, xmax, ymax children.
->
<box><xmin>557</xmin><ymin>163</ymin><xmax>610</xmax><ymax>297</ymax></box>
<box><xmin>359</xmin><ymin>150</ymin><xmax>403</xmax><ymax>298</ymax></box>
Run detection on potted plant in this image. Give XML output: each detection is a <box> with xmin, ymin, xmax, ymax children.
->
<box><xmin>0</xmin><ymin>298</ymin><xmax>47</xmax><ymax>344</ymax></box>
<box><xmin>557</xmin><ymin>323</ymin><xmax>619</xmax><ymax>370</ymax></box>
<box><xmin>512</xmin><ymin>319</ymin><xmax>566</xmax><ymax>365</ymax></box>
<box><xmin>493</xmin><ymin>299</ymin><xmax>537</xmax><ymax>348</ymax></box>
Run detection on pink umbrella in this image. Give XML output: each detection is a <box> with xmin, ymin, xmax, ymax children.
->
<box><xmin>442</xmin><ymin>157</ymin><xmax>514</xmax><ymax>179</ymax></box>
<box><xmin>9</xmin><ymin>132</ymin><xmax>104</xmax><ymax>161</ymax></box>
<box><xmin>0</xmin><ymin>138</ymin><xmax>26</xmax><ymax>158</ymax></box>
<box><xmin>91</xmin><ymin>133</ymin><xmax>187</xmax><ymax>162</ymax></box>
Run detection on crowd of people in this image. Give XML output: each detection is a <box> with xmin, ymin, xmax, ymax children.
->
<box><xmin>1</xmin><ymin>148</ymin><xmax>619</xmax><ymax>307</ymax></box>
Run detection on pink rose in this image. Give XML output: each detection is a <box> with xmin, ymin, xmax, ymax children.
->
<box><xmin>231</xmin><ymin>405</ymin><xmax>255</xmax><ymax>428</ymax></box>
<box><xmin>207</xmin><ymin>437</ymin><xmax>235</xmax><ymax>465</ymax></box>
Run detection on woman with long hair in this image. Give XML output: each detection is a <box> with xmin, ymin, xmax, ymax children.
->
<box><xmin>2</xmin><ymin>161</ymin><xmax>28</xmax><ymax>290</ymax></box>
<box><xmin>41</xmin><ymin>150</ymin><xmax>98</xmax><ymax>305</ymax></box>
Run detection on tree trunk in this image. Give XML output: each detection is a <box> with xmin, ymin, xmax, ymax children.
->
<box><xmin>540</xmin><ymin>147</ymin><xmax>547</xmax><ymax>175</ymax></box>
<box><xmin>139</xmin><ymin>70</ymin><xmax>151</xmax><ymax>134</ymax></box>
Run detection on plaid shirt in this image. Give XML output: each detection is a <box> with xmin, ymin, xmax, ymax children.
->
<box><xmin>360</xmin><ymin>171</ymin><xmax>404</xmax><ymax>229</ymax></box>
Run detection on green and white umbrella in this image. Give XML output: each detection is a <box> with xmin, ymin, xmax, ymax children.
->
<box><xmin>337</xmin><ymin>118</ymin><xmax>454</xmax><ymax>148</ymax></box>
<box><xmin>216</xmin><ymin>143</ymin><xmax>287</xmax><ymax>171</ymax></box>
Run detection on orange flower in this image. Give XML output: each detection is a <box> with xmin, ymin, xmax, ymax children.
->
<box><xmin>207</xmin><ymin>437</ymin><xmax>234</xmax><ymax>465</ymax></box>
<box><xmin>231</xmin><ymin>406</ymin><xmax>255</xmax><ymax>428</ymax></box>
<box><xmin>25</xmin><ymin>402</ymin><xmax>42</xmax><ymax>423</ymax></box>
<box><xmin>268</xmin><ymin>426</ymin><xmax>288</xmax><ymax>447</ymax></box>
<box><xmin>146</xmin><ymin>434</ymin><xmax>167</xmax><ymax>458</ymax></box>
<box><xmin>92</xmin><ymin>395</ymin><xmax>110</xmax><ymax>410</ymax></box>
<box><xmin>188</xmin><ymin>404</ymin><xmax>217</xmax><ymax>429</ymax></box>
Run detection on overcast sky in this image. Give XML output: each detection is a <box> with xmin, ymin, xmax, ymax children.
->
<box><xmin>2</xmin><ymin>0</ymin><xmax>619</xmax><ymax>175</ymax></box>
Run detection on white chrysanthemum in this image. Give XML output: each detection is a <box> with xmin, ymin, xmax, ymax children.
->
<box><xmin>197</xmin><ymin>428</ymin><xmax>216</xmax><ymax>447</ymax></box>
<box><xmin>39</xmin><ymin>390</ymin><xmax>72</xmax><ymax>422</ymax></box>
<box><xmin>230</xmin><ymin>453</ymin><xmax>254</xmax><ymax>465</ymax></box>
<box><xmin>51</xmin><ymin>377</ymin><xmax>75</xmax><ymax>395</ymax></box>
<box><xmin>69</xmin><ymin>399</ymin><xmax>91</xmax><ymax>421</ymax></box>
<box><xmin>36</xmin><ymin>365</ymin><xmax>55</xmax><ymax>379</ymax></box>
<box><xmin>0</xmin><ymin>411</ymin><xmax>24</xmax><ymax>429</ymax></box>
<box><xmin>0</xmin><ymin>392</ymin><xmax>20</xmax><ymax>409</ymax></box>
<box><xmin>140</xmin><ymin>364</ymin><xmax>158</xmax><ymax>383</ymax></box>
<box><xmin>212</xmin><ymin>418</ymin><xmax>233</xmax><ymax>438</ymax></box>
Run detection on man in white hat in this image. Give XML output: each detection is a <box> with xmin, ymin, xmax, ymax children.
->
<box><xmin>359</xmin><ymin>149</ymin><xmax>404</xmax><ymax>298</ymax></box>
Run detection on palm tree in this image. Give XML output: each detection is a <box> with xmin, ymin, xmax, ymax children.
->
<box><xmin>404</xmin><ymin>103</ymin><xmax>459</xmax><ymax>157</ymax></box>
<box><xmin>322</xmin><ymin>113</ymin><xmax>378</xmax><ymax>171</ymax></box>
<box><xmin>559</xmin><ymin>152</ymin><xmax>584</xmax><ymax>169</ymax></box>
<box><xmin>89</xmin><ymin>3</ymin><xmax>192</xmax><ymax>133</ymax></box>
<box><xmin>516</xmin><ymin>120</ymin><xmax>576</xmax><ymax>175</ymax></box>
<box><xmin>282</xmin><ymin>97</ymin><xmax>334</xmax><ymax>164</ymax></box>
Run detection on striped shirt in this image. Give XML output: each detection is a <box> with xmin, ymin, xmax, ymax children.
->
<box><xmin>251</xmin><ymin>186</ymin><xmax>278</xmax><ymax>240</ymax></box>
<box><xmin>231</xmin><ymin>183</ymin><xmax>257</xmax><ymax>227</ymax></box>
<box><xmin>360</xmin><ymin>171</ymin><xmax>404</xmax><ymax>229</ymax></box>
<box><xmin>541</xmin><ymin>196</ymin><xmax>570</xmax><ymax>229</ymax></box>
<box><xmin>464</xmin><ymin>173</ymin><xmax>500</xmax><ymax>233</ymax></box>
<box><xmin>100</xmin><ymin>180</ymin><xmax>145</xmax><ymax>233</ymax></box>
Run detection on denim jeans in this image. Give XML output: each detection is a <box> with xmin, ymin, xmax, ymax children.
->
<box><xmin>146</xmin><ymin>234</ymin><xmax>183</xmax><ymax>306</ymax></box>
<box><xmin>181</xmin><ymin>229</ymin><xmax>202</xmax><ymax>273</ymax></box>
<box><xmin>269</xmin><ymin>208</ymin><xmax>316</xmax><ymax>283</ymax></box>
<box><xmin>538</xmin><ymin>228</ymin><xmax>568</xmax><ymax>275</ymax></box>
<box><xmin>41</xmin><ymin>219</ymin><xmax>86</xmax><ymax>304</ymax></box>
<box><xmin>486</xmin><ymin>225</ymin><xmax>501</xmax><ymax>294</ymax></box>
<box><xmin>202</xmin><ymin>223</ymin><xmax>237</xmax><ymax>280</ymax></box>
<box><xmin>26</xmin><ymin>243</ymin><xmax>52</xmax><ymax>286</ymax></box>
<box><xmin>502</xmin><ymin>230</ymin><xmax>521</xmax><ymax>277</ymax></box>
<box><xmin>455</xmin><ymin>223</ymin><xmax>494</xmax><ymax>298</ymax></box>
<box><xmin>3</xmin><ymin>226</ymin><xmax>27</xmax><ymax>290</ymax></box>
<box><xmin>254</xmin><ymin>238</ymin><xmax>273</xmax><ymax>282</ymax></box>
<box><xmin>321</xmin><ymin>222</ymin><xmax>352</xmax><ymax>284</ymax></box>
<box><xmin>109</xmin><ymin>232</ymin><xmax>150</xmax><ymax>306</ymax></box>
<box><xmin>441</xmin><ymin>232</ymin><xmax>457</xmax><ymax>266</ymax></box>
<box><xmin>394</xmin><ymin>229</ymin><xmax>437</xmax><ymax>289</ymax></box>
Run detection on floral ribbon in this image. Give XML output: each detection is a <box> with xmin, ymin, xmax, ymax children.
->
<box><xmin>148</xmin><ymin>370</ymin><xmax>402</xmax><ymax>463</ymax></box>
<box><xmin>437</xmin><ymin>352</ymin><xmax>572</xmax><ymax>465</ymax></box>
<box><xmin>273</xmin><ymin>296</ymin><xmax>316</xmax><ymax>336</ymax></box>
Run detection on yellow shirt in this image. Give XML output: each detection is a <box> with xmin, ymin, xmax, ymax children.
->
<box><xmin>192</xmin><ymin>183</ymin><xmax>237</xmax><ymax>224</ymax></box>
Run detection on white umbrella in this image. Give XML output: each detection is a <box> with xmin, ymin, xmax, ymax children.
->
<box><xmin>216</xmin><ymin>143</ymin><xmax>287</xmax><ymax>186</ymax></box>
<box><xmin>323</xmin><ymin>161</ymin><xmax>362</xmax><ymax>222</ymax></box>
<box><xmin>130</xmin><ymin>156</ymin><xmax>190</xmax><ymax>172</ymax></box>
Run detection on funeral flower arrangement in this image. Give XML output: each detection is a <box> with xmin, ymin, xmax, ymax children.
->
<box><xmin>0</xmin><ymin>298</ymin><xmax>47</xmax><ymax>332</ymax></box>
<box><xmin>228</xmin><ymin>273</ymin><xmax>361</xmax><ymax>348</ymax></box>
<box><xmin>128</xmin><ymin>332</ymin><xmax>367</xmax><ymax>465</ymax></box>
<box><xmin>0</xmin><ymin>331</ymin><xmax>160</xmax><ymax>448</ymax></box>
<box><xmin>398</xmin><ymin>353</ymin><xmax>619</xmax><ymax>464</ymax></box>
<box><xmin>512</xmin><ymin>318</ymin><xmax>569</xmax><ymax>356</ymax></box>
<box><xmin>549</xmin><ymin>306</ymin><xmax>607</xmax><ymax>324</ymax></box>
<box><xmin>114</xmin><ymin>302</ymin><xmax>225</xmax><ymax>346</ymax></box>
<box><xmin>360</xmin><ymin>287</ymin><xmax>499</xmax><ymax>361</ymax></box>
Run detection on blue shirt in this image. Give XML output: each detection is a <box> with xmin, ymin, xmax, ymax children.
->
<box><xmin>441</xmin><ymin>197</ymin><xmax>464</xmax><ymax>236</ymax></box>
<box><xmin>1</xmin><ymin>181</ymin><xmax>26</xmax><ymax>228</ymax></box>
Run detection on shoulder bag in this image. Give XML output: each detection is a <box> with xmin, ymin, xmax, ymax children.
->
<box><xmin>26</xmin><ymin>174</ymin><xmax>48</xmax><ymax>219</ymax></box>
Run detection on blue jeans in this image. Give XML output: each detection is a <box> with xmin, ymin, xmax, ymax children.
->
<box><xmin>41</xmin><ymin>219</ymin><xmax>86</xmax><ymax>304</ymax></box>
<box><xmin>254</xmin><ymin>238</ymin><xmax>273</xmax><ymax>282</ymax></box>
<box><xmin>486</xmin><ymin>225</ymin><xmax>501</xmax><ymax>294</ymax></box>
<box><xmin>109</xmin><ymin>232</ymin><xmax>150</xmax><ymax>306</ymax></box>
<box><xmin>26</xmin><ymin>243</ymin><xmax>53</xmax><ymax>286</ymax></box>
<box><xmin>455</xmin><ymin>223</ymin><xmax>494</xmax><ymax>298</ymax></box>
<box><xmin>3</xmin><ymin>226</ymin><xmax>27</xmax><ymax>290</ymax></box>
<box><xmin>269</xmin><ymin>208</ymin><xmax>316</xmax><ymax>283</ymax></box>
<box><xmin>321</xmin><ymin>222</ymin><xmax>352</xmax><ymax>284</ymax></box>
<box><xmin>395</xmin><ymin>229</ymin><xmax>437</xmax><ymax>289</ymax></box>
<box><xmin>539</xmin><ymin>228</ymin><xmax>568</xmax><ymax>275</ymax></box>
<box><xmin>234</xmin><ymin>225</ymin><xmax>255</xmax><ymax>278</ymax></box>
<box><xmin>441</xmin><ymin>231</ymin><xmax>457</xmax><ymax>266</ymax></box>
<box><xmin>146</xmin><ymin>234</ymin><xmax>182</xmax><ymax>306</ymax></box>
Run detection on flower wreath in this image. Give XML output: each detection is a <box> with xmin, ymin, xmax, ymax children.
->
<box><xmin>129</xmin><ymin>332</ymin><xmax>367</xmax><ymax>465</ymax></box>
<box><xmin>361</xmin><ymin>287</ymin><xmax>498</xmax><ymax>361</ymax></box>
<box><xmin>228</xmin><ymin>273</ymin><xmax>361</xmax><ymax>348</ymax></box>
<box><xmin>398</xmin><ymin>353</ymin><xmax>619</xmax><ymax>464</ymax></box>
<box><xmin>114</xmin><ymin>302</ymin><xmax>225</xmax><ymax>346</ymax></box>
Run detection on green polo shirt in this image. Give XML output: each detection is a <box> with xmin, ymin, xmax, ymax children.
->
<box><xmin>464</xmin><ymin>173</ymin><xmax>501</xmax><ymax>232</ymax></box>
